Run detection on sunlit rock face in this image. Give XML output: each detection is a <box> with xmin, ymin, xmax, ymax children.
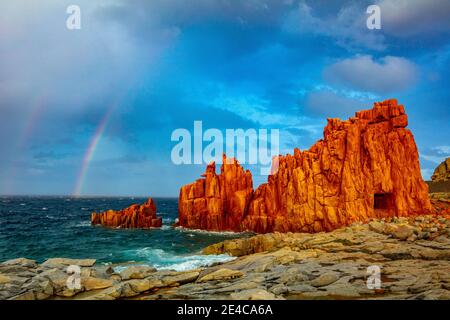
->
<box><xmin>431</xmin><ymin>157</ymin><xmax>450</xmax><ymax>182</ymax></box>
<box><xmin>178</xmin><ymin>99</ymin><xmax>433</xmax><ymax>233</ymax></box>
<box><xmin>178</xmin><ymin>155</ymin><xmax>253</xmax><ymax>231</ymax></box>
<box><xmin>91</xmin><ymin>198</ymin><xmax>162</xmax><ymax>229</ymax></box>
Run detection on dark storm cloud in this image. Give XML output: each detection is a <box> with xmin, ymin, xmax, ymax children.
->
<box><xmin>0</xmin><ymin>0</ymin><xmax>449</xmax><ymax>195</ymax></box>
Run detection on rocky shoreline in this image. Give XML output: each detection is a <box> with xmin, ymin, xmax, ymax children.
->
<box><xmin>2</xmin><ymin>212</ymin><xmax>450</xmax><ymax>300</ymax></box>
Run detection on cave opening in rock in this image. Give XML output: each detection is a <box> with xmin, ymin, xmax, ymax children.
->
<box><xmin>374</xmin><ymin>193</ymin><xmax>392</xmax><ymax>210</ymax></box>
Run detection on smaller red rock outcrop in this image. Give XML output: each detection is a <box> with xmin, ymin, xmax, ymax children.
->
<box><xmin>91</xmin><ymin>198</ymin><xmax>162</xmax><ymax>228</ymax></box>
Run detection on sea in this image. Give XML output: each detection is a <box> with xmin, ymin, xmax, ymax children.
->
<box><xmin>0</xmin><ymin>196</ymin><xmax>249</xmax><ymax>271</ymax></box>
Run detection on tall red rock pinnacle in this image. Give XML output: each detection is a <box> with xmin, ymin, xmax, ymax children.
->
<box><xmin>91</xmin><ymin>197</ymin><xmax>162</xmax><ymax>228</ymax></box>
<box><xmin>178</xmin><ymin>99</ymin><xmax>433</xmax><ymax>233</ymax></box>
<box><xmin>178</xmin><ymin>154</ymin><xmax>253</xmax><ymax>231</ymax></box>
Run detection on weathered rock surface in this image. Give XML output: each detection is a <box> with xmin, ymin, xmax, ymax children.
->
<box><xmin>119</xmin><ymin>266</ymin><xmax>157</xmax><ymax>280</ymax></box>
<box><xmin>91</xmin><ymin>198</ymin><xmax>162</xmax><ymax>229</ymax></box>
<box><xmin>3</xmin><ymin>215</ymin><xmax>450</xmax><ymax>300</ymax></box>
<box><xmin>197</xmin><ymin>268</ymin><xmax>244</xmax><ymax>283</ymax></box>
<box><xmin>432</xmin><ymin>157</ymin><xmax>450</xmax><ymax>182</ymax></box>
<box><xmin>179</xmin><ymin>99</ymin><xmax>433</xmax><ymax>233</ymax></box>
<box><xmin>178</xmin><ymin>155</ymin><xmax>253</xmax><ymax>231</ymax></box>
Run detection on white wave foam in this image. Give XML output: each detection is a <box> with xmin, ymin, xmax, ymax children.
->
<box><xmin>73</xmin><ymin>221</ymin><xmax>91</xmax><ymax>227</ymax></box>
<box><xmin>161</xmin><ymin>217</ymin><xmax>173</xmax><ymax>224</ymax></box>
<box><xmin>122</xmin><ymin>247</ymin><xmax>235</xmax><ymax>272</ymax></box>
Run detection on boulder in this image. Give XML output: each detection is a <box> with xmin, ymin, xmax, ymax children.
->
<box><xmin>384</xmin><ymin>224</ymin><xmax>416</xmax><ymax>240</ymax></box>
<box><xmin>310</xmin><ymin>272</ymin><xmax>340</xmax><ymax>287</ymax></box>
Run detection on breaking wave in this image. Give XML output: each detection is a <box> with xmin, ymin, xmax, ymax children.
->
<box><xmin>122</xmin><ymin>247</ymin><xmax>235</xmax><ymax>272</ymax></box>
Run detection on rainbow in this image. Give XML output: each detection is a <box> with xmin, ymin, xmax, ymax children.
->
<box><xmin>73</xmin><ymin>105</ymin><xmax>116</xmax><ymax>197</ymax></box>
<box><xmin>17</xmin><ymin>95</ymin><xmax>47</xmax><ymax>149</ymax></box>
<box><xmin>1</xmin><ymin>94</ymin><xmax>47</xmax><ymax>194</ymax></box>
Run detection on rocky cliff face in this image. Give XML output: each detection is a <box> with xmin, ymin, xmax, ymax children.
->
<box><xmin>91</xmin><ymin>198</ymin><xmax>162</xmax><ymax>229</ymax></box>
<box><xmin>432</xmin><ymin>158</ymin><xmax>450</xmax><ymax>182</ymax></box>
<box><xmin>178</xmin><ymin>99</ymin><xmax>433</xmax><ymax>233</ymax></box>
<box><xmin>178</xmin><ymin>155</ymin><xmax>253</xmax><ymax>231</ymax></box>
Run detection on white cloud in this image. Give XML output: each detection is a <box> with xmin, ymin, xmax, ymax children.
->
<box><xmin>323</xmin><ymin>55</ymin><xmax>418</xmax><ymax>94</ymax></box>
<box><xmin>283</xmin><ymin>1</ymin><xmax>386</xmax><ymax>51</ymax></box>
<box><xmin>420</xmin><ymin>153</ymin><xmax>448</xmax><ymax>165</ymax></box>
<box><xmin>378</xmin><ymin>0</ymin><xmax>450</xmax><ymax>37</ymax></box>
<box><xmin>432</xmin><ymin>145</ymin><xmax>450</xmax><ymax>155</ymax></box>
<box><xmin>305</xmin><ymin>88</ymin><xmax>371</xmax><ymax>118</ymax></box>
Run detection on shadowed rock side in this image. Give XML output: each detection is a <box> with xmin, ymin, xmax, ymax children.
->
<box><xmin>178</xmin><ymin>99</ymin><xmax>433</xmax><ymax>233</ymax></box>
<box><xmin>91</xmin><ymin>198</ymin><xmax>162</xmax><ymax>229</ymax></box>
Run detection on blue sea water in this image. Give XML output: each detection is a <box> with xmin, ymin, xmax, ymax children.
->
<box><xmin>0</xmin><ymin>196</ymin><xmax>248</xmax><ymax>270</ymax></box>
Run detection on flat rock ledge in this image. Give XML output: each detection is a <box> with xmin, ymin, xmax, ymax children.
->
<box><xmin>2</xmin><ymin>214</ymin><xmax>450</xmax><ymax>300</ymax></box>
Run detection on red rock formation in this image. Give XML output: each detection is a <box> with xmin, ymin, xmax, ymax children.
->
<box><xmin>91</xmin><ymin>198</ymin><xmax>162</xmax><ymax>228</ymax></box>
<box><xmin>243</xmin><ymin>99</ymin><xmax>432</xmax><ymax>232</ymax></box>
<box><xmin>431</xmin><ymin>157</ymin><xmax>450</xmax><ymax>182</ymax></box>
<box><xmin>178</xmin><ymin>99</ymin><xmax>433</xmax><ymax>233</ymax></box>
<box><xmin>178</xmin><ymin>155</ymin><xmax>253</xmax><ymax>231</ymax></box>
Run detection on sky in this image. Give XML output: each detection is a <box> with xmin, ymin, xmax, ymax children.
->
<box><xmin>0</xmin><ymin>0</ymin><xmax>449</xmax><ymax>197</ymax></box>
